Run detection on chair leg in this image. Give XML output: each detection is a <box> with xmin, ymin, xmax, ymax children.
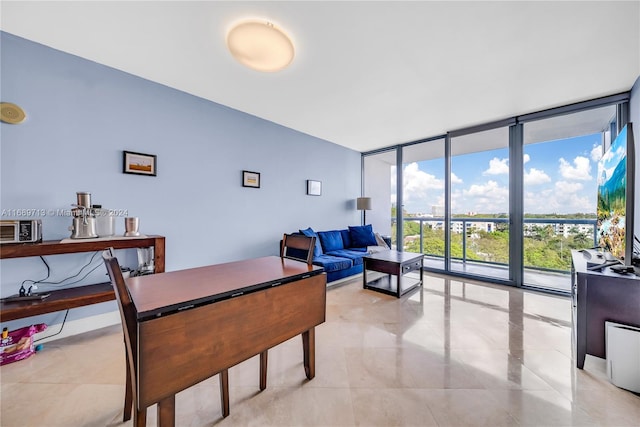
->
<box><xmin>259</xmin><ymin>350</ymin><xmax>268</xmax><ymax>390</ymax></box>
<box><xmin>219</xmin><ymin>369</ymin><xmax>229</xmax><ymax>417</ymax></box>
<box><xmin>123</xmin><ymin>353</ymin><xmax>133</xmax><ymax>422</ymax></box>
<box><xmin>125</xmin><ymin>351</ymin><xmax>145</xmax><ymax>427</ymax></box>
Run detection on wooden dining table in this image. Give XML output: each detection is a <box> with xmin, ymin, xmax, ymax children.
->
<box><xmin>125</xmin><ymin>256</ymin><xmax>326</xmax><ymax>426</ymax></box>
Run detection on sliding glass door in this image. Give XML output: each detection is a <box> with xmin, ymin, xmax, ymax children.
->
<box><xmin>449</xmin><ymin>126</ymin><xmax>511</xmax><ymax>282</ymax></box>
<box><xmin>363</xmin><ymin>150</ymin><xmax>396</xmax><ymax>246</ymax></box>
<box><xmin>401</xmin><ymin>138</ymin><xmax>446</xmax><ymax>269</ymax></box>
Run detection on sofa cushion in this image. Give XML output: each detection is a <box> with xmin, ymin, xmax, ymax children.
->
<box><xmin>349</xmin><ymin>224</ymin><xmax>377</xmax><ymax>247</ymax></box>
<box><xmin>317</xmin><ymin>230</ymin><xmax>344</xmax><ymax>252</ymax></box>
<box><xmin>312</xmin><ymin>255</ymin><xmax>352</xmax><ymax>272</ymax></box>
<box><xmin>325</xmin><ymin>249</ymin><xmax>365</xmax><ymax>266</ymax></box>
<box><xmin>340</xmin><ymin>229</ymin><xmax>353</xmax><ymax>248</ymax></box>
<box><xmin>299</xmin><ymin>227</ymin><xmax>323</xmax><ymax>257</ymax></box>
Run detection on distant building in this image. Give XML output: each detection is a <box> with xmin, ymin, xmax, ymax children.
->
<box><xmin>523</xmin><ymin>221</ymin><xmax>595</xmax><ymax>237</ymax></box>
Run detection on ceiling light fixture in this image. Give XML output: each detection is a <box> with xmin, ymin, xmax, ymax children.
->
<box><xmin>226</xmin><ymin>20</ymin><xmax>294</xmax><ymax>72</ymax></box>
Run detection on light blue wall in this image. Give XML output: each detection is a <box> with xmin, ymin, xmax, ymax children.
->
<box><xmin>0</xmin><ymin>32</ymin><xmax>361</xmax><ymax>330</ymax></box>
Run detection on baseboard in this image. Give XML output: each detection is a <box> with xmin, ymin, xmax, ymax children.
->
<box><xmin>33</xmin><ymin>310</ymin><xmax>121</xmax><ymax>344</ymax></box>
<box><xmin>327</xmin><ymin>273</ymin><xmax>362</xmax><ymax>288</ymax></box>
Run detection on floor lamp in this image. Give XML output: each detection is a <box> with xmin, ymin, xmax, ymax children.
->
<box><xmin>357</xmin><ymin>197</ymin><xmax>372</xmax><ymax>225</ymax></box>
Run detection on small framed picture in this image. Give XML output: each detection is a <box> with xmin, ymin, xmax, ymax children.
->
<box><xmin>243</xmin><ymin>170</ymin><xmax>261</xmax><ymax>188</ymax></box>
<box><xmin>307</xmin><ymin>180</ymin><xmax>322</xmax><ymax>196</ymax></box>
<box><xmin>123</xmin><ymin>151</ymin><xmax>157</xmax><ymax>176</ymax></box>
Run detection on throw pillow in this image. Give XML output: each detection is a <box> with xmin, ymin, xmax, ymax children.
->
<box><xmin>348</xmin><ymin>224</ymin><xmax>377</xmax><ymax>247</ymax></box>
<box><xmin>299</xmin><ymin>227</ymin><xmax>323</xmax><ymax>257</ymax></box>
<box><xmin>374</xmin><ymin>232</ymin><xmax>390</xmax><ymax>249</ymax></box>
<box><xmin>317</xmin><ymin>230</ymin><xmax>344</xmax><ymax>252</ymax></box>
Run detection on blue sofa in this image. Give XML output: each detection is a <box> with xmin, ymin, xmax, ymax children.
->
<box><xmin>295</xmin><ymin>225</ymin><xmax>389</xmax><ymax>283</ymax></box>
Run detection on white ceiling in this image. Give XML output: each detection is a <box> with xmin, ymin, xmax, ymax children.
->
<box><xmin>1</xmin><ymin>1</ymin><xmax>639</xmax><ymax>153</ymax></box>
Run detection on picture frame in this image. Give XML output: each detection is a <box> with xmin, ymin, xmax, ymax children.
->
<box><xmin>242</xmin><ymin>170</ymin><xmax>261</xmax><ymax>188</ymax></box>
<box><xmin>123</xmin><ymin>151</ymin><xmax>157</xmax><ymax>176</ymax></box>
<box><xmin>307</xmin><ymin>180</ymin><xmax>322</xmax><ymax>196</ymax></box>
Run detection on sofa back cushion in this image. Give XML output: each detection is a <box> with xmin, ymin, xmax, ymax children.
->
<box><xmin>317</xmin><ymin>230</ymin><xmax>345</xmax><ymax>252</ymax></box>
<box><xmin>348</xmin><ymin>224</ymin><xmax>377</xmax><ymax>247</ymax></box>
<box><xmin>299</xmin><ymin>227</ymin><xmax>323</xmax><ymax>257</ymax></box>
<box><xmin>340</xmin><ymin>229</ymin><xmax>352</xmax><ymax>248</ymax></box>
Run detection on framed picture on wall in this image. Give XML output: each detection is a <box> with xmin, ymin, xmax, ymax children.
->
<box><xmin>243</xmin><ymin>170</ymin><xmax>261</xmax><ymax>188</ymax></box>
<box><xmin>123</xmin><ymin>151</ymin><xmax>157</xmax><ymax>176</ymax></box>
<box><xmin>307</xmin><ymin>180</ymin><xmax>322</xmax><ymax>196</ymax></box>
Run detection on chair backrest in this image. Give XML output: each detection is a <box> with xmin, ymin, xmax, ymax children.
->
<box><xmin>280</xmin><ymin>233</ymin><xmax>315</xmax><ymax>265</ymax></box>
<box><xmin>102</xmin><ymin>249</ymin><xmax>139</xmax><ymax>398</ymax></box>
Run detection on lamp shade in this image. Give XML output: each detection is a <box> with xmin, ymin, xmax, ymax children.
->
<box><xmin>356</xmin><ymin>197</ymin><xmax>372</xmax><ymax>210</ymax></box>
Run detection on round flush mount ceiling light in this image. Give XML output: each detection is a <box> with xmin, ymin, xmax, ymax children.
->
<box><xmin>226</xmin><ymin>20</ymin><xmax>294</xmax><ymax>72</ymax></box>
<box><xmin>0</xmin><ymin>102</ymin><xmax>26</xmax><ymax>124</ymax></box>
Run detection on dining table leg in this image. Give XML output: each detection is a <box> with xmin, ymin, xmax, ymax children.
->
<box><xmin>220</xmin><ymin>369</ymin><xmax>229</xmax><ymax>417</ymax></box>
<box><xmin>157</xmin><ymin>394</ymin><xmax>175</xmax><ymax>427</ymax></box>
<box><xmin>302</xmin><ymin>328</ymin><xmax>315</xmax><ymax>380</ymax></box>
<box><xmin>259</xmin><ymin>350</ymin><xmax>268</xmax><ymax>390</ymax></box>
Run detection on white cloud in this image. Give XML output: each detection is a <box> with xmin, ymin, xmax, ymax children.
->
<box><xmin>559</xmin><ymin>156</ymin><xmax>591</xmax><ymax>181</ymax></box>
<box><xmin>451</xmin><ymin>172</ymin><xmax>463</xmax><ymax>184</ymax></box>
<box><xmin>524</xmin><ymin>181</ymin><xmax>593</xmax><ymax>214</ymax></box>
<box><xmin>403</xmin><ymin>163</ymin><xmax>444</xmax><ymax>190</ymax></box>
<box><xmin>483</xmin><ymin>157</ymin><xmax>509</xmax><ymax>175</ymax></box>
<box><xmin>523</xmin><ymin>154</ymin><xmax>530</xmax><ymax>164</ymax></box>
<box><xmin>590</xmin><ymin>144</ymin><xmax>602</xmax><ymax>162</ymax></box>
<box><xmin>401</xmin><ymin>162</ymin><xmax>444</xmax><ymax>210</ymax></box>
<box><xmin>465</xmin><ymin>180</ymin><xmax>508</xmax><ymax>197</ymax></box>
<box><xmin>450</xmin><ymin>189</ymin><xmax>463</xmax><ymax>212</ymax></box>
<box><xmin>524</xmin><ymin>167</ymin><xmax>551</xmax><ymax>185</ymax></box>
<box><xmin>555</xmin><ymin>180</ymin><xmax>583</xmax><ymax>193</ymax></box>
<box><xmin>461</xmin><ymin>180</ymin><xmax>509</xmax><ymax>212</ymax></box>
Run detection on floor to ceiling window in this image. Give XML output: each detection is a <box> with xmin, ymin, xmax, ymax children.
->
<box><xmin>521</xmin><ymin>105</ymin><xmax>617</xmax><ymax>292</ymax></box>
<box><xmin>361</xmin><ymin>94</ymin><xmax>629</xmax><ymax>293</ymax></box>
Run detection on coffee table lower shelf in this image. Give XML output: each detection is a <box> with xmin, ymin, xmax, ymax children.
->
<box><xmin>364</xmin><ymin>274</ymin><xmax>422</xmax><ymax>297</ymax></box>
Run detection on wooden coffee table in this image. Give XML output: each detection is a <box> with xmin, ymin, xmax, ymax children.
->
<box><xmin>363</xmin><ymin>250</ymin><xmax>424</xmax><ymax>298</ymax></box>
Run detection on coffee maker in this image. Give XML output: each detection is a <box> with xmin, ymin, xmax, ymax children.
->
<box><xmin>69</xmin><ymin>191</ymin><xmax>98</xmax><ymax>239</ymax></box>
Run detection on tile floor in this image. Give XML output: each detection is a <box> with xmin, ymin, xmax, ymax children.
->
<box><xmin>1</xmin><ymin>273</ymin><xmax>639</xmax><ymax>426</ymax></box>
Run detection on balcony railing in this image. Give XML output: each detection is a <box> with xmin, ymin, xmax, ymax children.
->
<box><xmin>393</xmin><ymin>216</ymin><xmax>598</xmax><ymax>275</ymax></box>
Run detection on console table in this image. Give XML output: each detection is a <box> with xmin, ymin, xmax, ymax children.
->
<box><xmin>571</xmin><ymin>250</ymin><xmax>640</xmax><ymax>369</ymax></box>
<box><xmin>0</xmin><ymin>236</ymin><xmax>165</xmax><ymax>322</ymax></box>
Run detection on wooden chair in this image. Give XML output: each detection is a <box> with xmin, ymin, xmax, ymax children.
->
<box><xmin>256</xmin><ymin>233</ymin><xmax>318</xmax><ymax>391</ymax></box>
<box><xmin>102</xmin><ymin>249</ymin><xmax>230</xmax><ymax>425</ymax></box>
<box><xmin>280</xmin><ymin>233</ymin><xmax>316</xmax><ymax>265</ymax></box>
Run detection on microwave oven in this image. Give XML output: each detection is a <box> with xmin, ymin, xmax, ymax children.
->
<box><xmin>0</xmin><ymin>220</ymin><xmax>42</xmax><ymax>244</ymax></box>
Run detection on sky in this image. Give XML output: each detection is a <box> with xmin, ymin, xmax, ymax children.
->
<box><xmin>399</xmin><ymin>133</ymin><xmax>603</xmax><ymax>215</ymax></box>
